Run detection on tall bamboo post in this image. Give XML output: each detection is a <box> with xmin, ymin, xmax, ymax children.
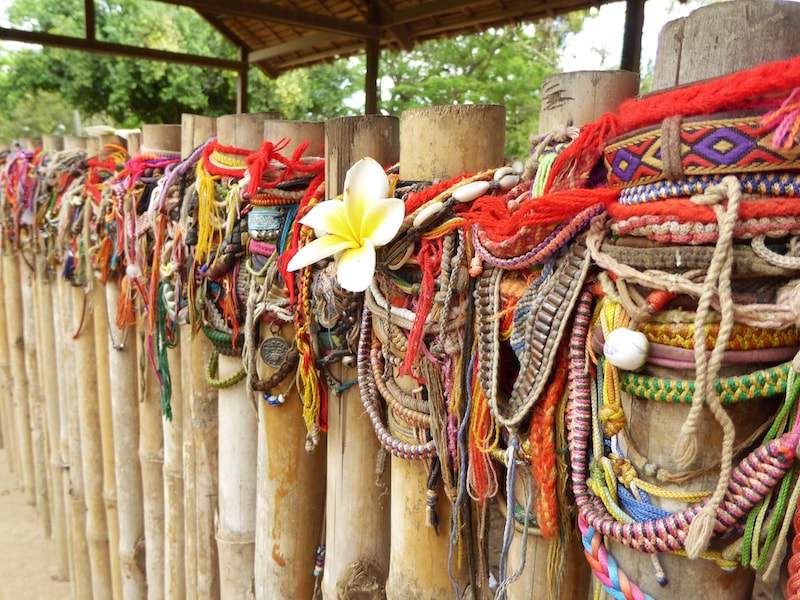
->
<box><xmin>63</xmin><ymin>136</ymin><xmax>88</xmax><ymax>151</ymax></box>
<box><xmin>52</xmin><ymin>271</ymin><xmax>75</xmax><ymax>585</ymax></box>
<box><xmin>107</xmin><ymin>277</ymin><xmax>146</xmax><ymax>599</ymax></box>
<box><xmin>142</xmin><ymin>123</ymin><xmax>187</xmax><ymax>600</ymax></box>
<box><xmin>0</xmin><ymin>255</ymin><xmax>16</xmax><ymax>478</ymax></box>
<box><xmin>215</xmin><ymin>112</ymin><xmax>276</xmax><ymax>599</ymax></box>
<box><xmin>608</xmin><ymin>2</ymin><xmax>800</xmax><ymax>598</ymax></box>
<box><xmin>4</xmin><ymin>253</ymin><xmax>34</xmax><ymax>503</ymax></box>
<box><xmin>253</xmin><ymin>119</ymin><xmax>327</xmax><ymax>600</ymax></box>
<box><xmin>389</xmin><ymin>105</ymin><xmax>505</xmax><ymax>600</ymax></box>
<box><xmin>20</xmin><ymin>256</ymin><xmax>50</xmax><ymax>536</ymax></box>
<box><xmin>180</xmin><ymin>112</ymin><xmax>218</xmax><ymax>600</ymax></box>
<box><xmin>133</xmin><ymin>125</ymin><xmax>181</xmax><ymax>600</ymax></box>
<box><xmin>86</xmin><ymin>137</ymin><xmax>100</xmax><ymax>157</ymax></box>
<box><xmin>321</xmin><ymin>115</ymin><xmax>399</xmax><ymax>600</ymax></box>
<box><xmin>127</xmin><ymin>132</ymin><xmax>142</xmax><ymax>157</ymax></box>
<box><xmin>72</xmin><ymin>281</ymin><xmax>114</xmax><ymax>599</ymax></box>
<box><xmin>37</xmin><ymin>261</ymin><xmax>69</xmax><ymax>580</ymax></box>
<box><xmin>93</xmin><ymin>281</ymin><xmax>123</xmax><ymax>600</ymax></box>
<box><xmin>37</xmin><ymin>133</ymin><xmax>63</xmax><ymax>538</ymax></box>
<box><xmin>59</xmin><ymin>276</ymin><xmax>93</xmax><ymax>600</ymax></box>
<box><xmin>506</xmin><ymin>70</ymin><xmax>639</xmax><ymax>600</ymax></box>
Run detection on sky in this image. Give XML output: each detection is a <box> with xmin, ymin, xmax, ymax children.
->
<box><xmin>559</xmin><ymin>0</ymin><xmax>707</xmax><ymax>72</ymax></box>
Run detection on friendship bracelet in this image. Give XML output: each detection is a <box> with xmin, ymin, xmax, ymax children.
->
<box><xmin>604</xmin><ymin>112</ymin><xmax>800</xmax><ymax>188</ymax></box>
<box><xmin>619</xmin><ymin>172</ymin><xmax>800</xmax><ymax>205</ymax></box>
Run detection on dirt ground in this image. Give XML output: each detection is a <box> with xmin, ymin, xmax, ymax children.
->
<box><xmin>0</xmin><ymin>447</ymin><xmax>71</xmax><ymax>600</ymax></box>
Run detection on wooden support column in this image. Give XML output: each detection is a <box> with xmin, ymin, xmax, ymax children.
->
<box><xmin>72</xmin><ymin>282</ymin><xmax>114</xmax><ymax>599</ymax></box>
<box><xmin>92</xmin><ymin>282</ymin><xmax>123</xmax><ymax>600</ymax></box>
<box><xmin>237</xmin><ymin>47</ymin><xmax>249</xmax><ymax>115</ymax></box>
<box><xmin>610</xmin><ymin>3</ymin><xmax>800</xmax><ymax>599</ymax></box>
<box><xmin>507</xmin><ymin>69</ymin><xmax>639</xmax><ymax>600</ymax></box>
<box><xmin>179</xmin><ymin>112</ymin><xmax>218</xmax><ymax>600</ymax></box>
<box><xmin>42</xmin><ymin>134</ymin><xmax>64</xmax><ymax>151</ymax></box>
<box><xmin>4</xmin><ymin>254</ymin><xmax>34</xmax><ymax>504</ymax></box>
<box><xmin>37</xmin><ymin>261</ymin><xmax>69</xmax><ymax>581</ymax></box>
<box><xmin>215</xmin><ymin>112</ymin><xmax>276</xmax><ymax>599</ymax></box>
<box><xmin>621</xmin><ymin>0</ymin><xmax>645</xmax><ymax>73</ymax></box>
<box><xmin>253</xmin><ymin>119</ymin><xmax>327</xmax><ymax>600</ymax></box>
<box><xmin>0</xmin><ymin>255</ymin><xmax>17</xmax><ymax>479</ymax></box>
<box><xmin>390</xmin><ymin>104</ymin><xmax>505</xmax><ymax>600</ymax></box>
<box><xmin>106</xmin><ymin>277</ymin><xmax>146</xmax><ymax>600</ymax></box>
<box><xmin>20</xmin><ymin>255</ymin><xmax>49</xmax><ymax>538</ymax></box>
<box><xmin>321</xmin><ymin>115</ymin><xmax>399</xmax><ymax>600</ymax></box>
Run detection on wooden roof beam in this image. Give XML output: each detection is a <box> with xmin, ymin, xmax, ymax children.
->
<box><xmin>0</xmin><ymin>26</ymin><xmax>243</xmax><ymax>70</ymax></box>
<box><xmin>157</xmin><ymin>0</ymin><xmax>380</xmax><ymax>39</ymax></box>
<box><xmin>247</xmin><ymin>31</ymin><xmax>347</xmax><ymax>63</ymax></box>
<box><xmin>387</xmin><ymin>0</ymin><xmax>494</xmax><ymax>26</ymax></box>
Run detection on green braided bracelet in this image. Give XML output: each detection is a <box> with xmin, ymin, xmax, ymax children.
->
<box><xmin>205</xmin><ymin>349</ymin><xmax>247</xmax><ymax>389</ymax></box>
<box><xmin>620</xmin><ymin>362</ymin><xmax>790</xmax><ymax>405</ymax></box>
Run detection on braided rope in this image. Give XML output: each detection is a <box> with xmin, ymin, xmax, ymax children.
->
<box><xmin>640</xmin><ymin>322</ymin><xmax>800</xmax><ymax>351</ymax></box>
<box><xmin>620</xmin><ymin>362</ymin><xmax>790</xmax><ymax>404</ymax></box>
<box><xmin>568</xmin><ymin>290</ymin><xmax>800</xmax><ymax>553</ymax></box>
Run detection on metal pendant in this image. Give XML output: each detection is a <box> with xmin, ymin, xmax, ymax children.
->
<box><xmin>260</xmin><ymin>335</ymin><xmax>290</xmax><ymax>369</ymax></box>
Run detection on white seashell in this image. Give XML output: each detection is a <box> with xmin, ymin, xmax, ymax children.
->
<box><xmin>452</xmin><ymin>181</ymin><xmax>490</xmax><ymax>203</ymax></box>
<box><xmin>493</xmin><ymin>166</ymin><xmax>514</xmax><ymax>181</ymax></box>
<box><xmin>499</xmin><ymin>174</ymin><xmax>520</xmax><ymax>190</ymax></box>
<box><xmin>511</xmin><ymin>160</ymin><xmax>524</xmax><ymax>175</ymax></box>
<box><xmin>412</xmin><ymin>201</ymin><xmax>445</xmax><ymax>228</ymax></box>
<box><xmin>603</xmin><ymin>327</ymin><xmax>649</xmax><ymax>371</ymax></box>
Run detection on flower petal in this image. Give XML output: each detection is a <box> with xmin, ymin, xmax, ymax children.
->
<box><xmin>287</xmin><ymin>235</ymin><xmax>356</xmax><ymax>272</ymax></box>
<box><xmin>361</xmin><ymin>197</ymin><xmax>405</xmax><ymax>247</ymax></box>
<box><xmin>299</xmin><ymin>199</ymin><xmax>355</xmax><ymax>240</ymax></box>
<box><xmin>343</xmin><ymin>157</ymin><xmax>389</xmax><ymax>237</ymax></box>
<box><xmin>335</xmin><ymin>240</ymin><xmax>376</xmax><ymax>292</ymax></box>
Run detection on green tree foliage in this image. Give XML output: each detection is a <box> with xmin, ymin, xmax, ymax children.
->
<box><xmin>381</xmin><ymin>18</ymin><xmax>583</xmax><ymax>158</ymax></box>
<box><xmin>0</xmin><ymin>0</ymin><xmax>582</xmax><ymax>157</ymax></box>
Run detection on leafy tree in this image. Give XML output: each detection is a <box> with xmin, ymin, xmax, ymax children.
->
<box><xmin>0</xmin><ymin>0</ymin><xmax>582</xmax><ymax>157</ymax></box>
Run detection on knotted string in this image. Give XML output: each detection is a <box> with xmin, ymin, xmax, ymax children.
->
<box><xmin>675</xmin><ymin>177</ymin><xmax>742</xmax><ymax>559</ymax></box>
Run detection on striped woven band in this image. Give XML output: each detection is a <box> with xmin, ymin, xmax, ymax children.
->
<box><xmin>604</xmin><ymin>113</ymin><xmax>800</xmax><ymax>189</ymax></box>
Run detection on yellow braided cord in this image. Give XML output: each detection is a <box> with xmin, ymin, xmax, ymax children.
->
<box><xmin>599</xmin><ymin>299</ymin><xmax>627</xmax><ymax>436</ymax></box>
<box><xmin>640</xmin><ymin>322</ymin><xmax>800</xmax><ymax>351</ymax></box>
<box><xmin>209</xmin><ymin>149</ymin><xmax>247</xmax><ymax>170</ymax></box>
<box><xmin>608</xmin><ymin>454</ymin><xmax>712</xmax><ymax>502</ymax></box>
<box><xmin>194</xmin><ymin>162</ymin><xmax>222</xmax><ymax>266</ymax></box>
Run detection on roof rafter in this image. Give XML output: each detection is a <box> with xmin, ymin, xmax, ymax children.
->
<box><xmin>154</xmin><ymin>0</ymin><xmax>381</xmax><ymax>39</ymax></box>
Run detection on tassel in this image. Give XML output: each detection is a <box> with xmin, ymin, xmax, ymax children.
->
<box><xmin>763</xmin><ymin>88</ymin><xmax>800</xmax><ymax>150</ymax></box>
<box><xmin>685</xmin><ymin>504</ymin><xmax>717</xmax><ymax>560</ymax></box>
<box><xmin>115</xmin><ymin>274</ymin><xmax>136</xmax><ymax>330</ymax></box>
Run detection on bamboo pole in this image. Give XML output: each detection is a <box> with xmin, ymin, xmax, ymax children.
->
<box><xmin>4</xmin><ymin>253</ymin><xmax>34</xmax><ymax>503</ymax></box>
<box><xmin>0</xmin><ymin>255</ymin><xmax>15</xmax><ymax>477</ymax></box>
<box><xmin>607</xmin><ymin>3</ymin><xmax>800</xmax><ymax>597</ymax></box>
<box><xmin>37</xmin><ymin>264</ymin><xmax>69</xmax><ymax>579</ymax></box>
<box><xmin>52</xmin><ymin>274</ymin><xmax>74</xmax><ymax>585</ymax></box>
<box><xmin>180</xmin><ymin>112</ymin><xmax>218</xmax><ymax>600</ymax></box>
<box><xmin>73</xmin><ymin>282</ymin><xmax>114</xmax><ymax>598</ymax></box>
<box><xmin>191</xmin><ymin>332</ymin><xmax>220</xmax><ymax>599</ymax></box>
<box><xmin>21</xmin><ymin>257</ymin><xmax>50</xmax><ymax>536</ymax></box>
<box><xmin>321</xmin><ymin>115</ymin><xmax>399</xmax><ymax>600</ymax></box>
<box><xmin>215</xmin><ymin>112</ymin><xmax>277</xmax><ymax>599</ymax></box>
<box><xmin>389</xmin><ymin>105</ymin><xmax>506</xmax><ymax>600</ymax></box>
<box><xmin>137</xmin><ymin>313</ymin><xmax>165</xmax><ymax>600</ymax></box>
<box><xmin>93</xmin><ymin>281</ymin><xmax>123</xmax><ymax>600</ymax></box>
<box><xmin>142</xmin><ymin>122</ymin><xmax>185</xmax><ymax>600</ymax></box>
<box><xmin>506</xmin><ymin>70</ymin><xmax>639</xmax><ymax>600</ymax></box>
<box><xmin>253</xmin><ymin>119</ymin><xmax>327</xmax><ymax>600</ymax></box>
<box><xmin>106</xmin><ymin>279</ymin><xmax>147</xmax><ymax>599</ymax></box>
<box><xmin>59</xmin><ymin>277</ymin><xmax>93</xmax><ymax>600</ymax></box>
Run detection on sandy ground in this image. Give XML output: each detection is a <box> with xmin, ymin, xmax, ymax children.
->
<box><xmin>0</xmin><ymin>447</ymin><xmax>71</xmax><ymax>600</ymax></box>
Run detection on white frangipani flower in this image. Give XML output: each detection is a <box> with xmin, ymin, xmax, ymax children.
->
<box><xmin>287</xmin><ymin>157</ymin><xmax>403</xmax><ymax>292</ymax></box>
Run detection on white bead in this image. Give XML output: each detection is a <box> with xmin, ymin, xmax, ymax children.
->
<box><xmin>499</xmin><ymin>174</ymin><xmax>520</xmax><ymax>190</ymax></box>
<box><xmin>603</xmin><ymin>328</ymin><xmax>649</xmax><ymax>371</ymax></box>
<box><xmin>412</xmin><ymin>201</ymin><xmax>445</xmax><ymax>228</ymax></box>
<box><xmin>126</xmin><ymin>263</ymin><xmax>141</xmax><ymax>279</ymax></box>
<box><xmin>493</xmin><ymin>166</ymin><xmax>514</xmax><ymax>181</ymax></box>
<box><xmin>452</xmin><ymin>181</ymin><xmax>490</xmax><ymax>203</ymax></box>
